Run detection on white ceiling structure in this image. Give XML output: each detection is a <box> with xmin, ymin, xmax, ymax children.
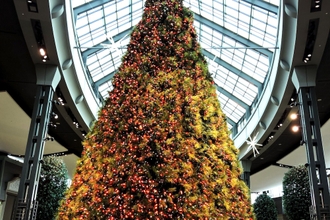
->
<box><xmin>0</xmin><ymin>92</ymin><xmax>79</xmax><ymax>177</ymax></box>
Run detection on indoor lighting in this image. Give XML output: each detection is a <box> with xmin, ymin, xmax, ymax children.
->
<box><xmin>73</xmin><ymin>119</ymin><xmax>80</xmax><ymax>128</ymax></box>
<box><xmin>49</xmin><ymin>122</ymin><xmax>57</xmax><ymax>128</ymax></box>
<box><xmin>39</xmin><ymin>48</ymin><xmax>46</xmax><ymax>56</ymax></box>
<box><xmin>39</xmin><ymin>48</ymin><xmax>48</xmax><ymax>62</ymax></box>
<box><xmin>57</xmin><ymin>97</ymin><xmax>65</xmax><ymax>105</ymax></box>
<box><xmin>290</xmin><ymin>113</ymin><xmax>298</xmax><ymax>120</ymax></box>
<box><xmin>311</xmin><ymin>0</ymin><xmax>322</xmax><ymax>12</ymax></box>
<box><xmin>44</xmin><ymin>136</ymin><xmax>55</xmax><ymax>141</ymax></box>
<box><xmin>27</xmin><ymin>0</ymin><xmax>38</xmax><ymax>12</ymax></box>
<box><xmin>51</xmin><ymin>112</ymin><xmax>58</xmax><ymax>119</ymax></box>
<box><xmin>292</xmin><ymin>125</ymin><xmax>300</xmax><ymax>132</ymax></box>
<box><xmin>290</xmin><ymin>101</ymin><xmax>298</xmax><ymax>107</ymax></box>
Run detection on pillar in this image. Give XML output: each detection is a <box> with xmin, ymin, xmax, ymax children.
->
<box><xmin>292</xmin><ymin>65</ymin><xmax>330</xmax><ymax>219</ymax></box>
<box><xmin>12</xmin><ymin>64</ymin><xmax>61</xmax><ymax>220</ymax></box>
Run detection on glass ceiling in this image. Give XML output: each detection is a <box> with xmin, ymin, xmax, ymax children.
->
<box><xmin>71</xmin><ymin>0</ymin><xmax>279</xmax><ymax>135</ymax></box>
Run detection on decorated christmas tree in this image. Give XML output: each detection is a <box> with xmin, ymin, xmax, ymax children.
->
<box><xmin>57</xmin><ymin>0</ymin><xmax>254</xmax><ymax>219</ymax></box>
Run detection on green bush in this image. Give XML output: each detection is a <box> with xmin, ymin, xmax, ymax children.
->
<box><xmin>36</xmin><ymin>156</ymin><xmax>69</xmax><ymax>220</ymax></box>
<box><xmin>253</xmin><ymin>193</ymin><xmax>277</xmax><ymax>220</ymax></box>
<box><xmin>282</xmin><ymin>165</ymin><xmax>311</xmax><ymax>220</ymax></box>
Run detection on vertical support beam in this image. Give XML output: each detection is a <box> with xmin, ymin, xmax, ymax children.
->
<box><xmin>241</xmin><ymin>159</ymin><xmax>252</xmax><ymax>188</ymax></box>
<box><xmin>13</xmin><ymin>65</ymin><xmax>60</xmax><ymax>220</ymax></box>
<box><xmin>292</xmin><ymin>66</ymin><xmax>330</xmax><ymax>220</ymax></box>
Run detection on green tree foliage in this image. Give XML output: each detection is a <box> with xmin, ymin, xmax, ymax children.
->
<box><xmin>282</xmin><ymin>165</ymin><xmax>311</xmax><ymax>220</ymax></box>
<box><xmin>57</xmin><ymin>0</ymin><xmax>254</xmax><ymax>219</ymax></box>
<box><xmin>253</xmin><ymin>193</ymin><xmax>277</xmax><ymax>220</ymax></box>
<box><xmin>36</xmin><ymin>156</ymin><xmax>68</xmax><ymax>220</ymax></box>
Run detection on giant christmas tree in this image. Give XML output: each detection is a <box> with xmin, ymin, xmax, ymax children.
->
<box><xmin>57</xmin><ymin>0</ymin><xmax>254</xmax><ymax>219</ymax></box>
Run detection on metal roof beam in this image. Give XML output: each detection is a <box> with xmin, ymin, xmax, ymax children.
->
<box><xmin>226</xmin><ymin>117</ymin><xmax>236</xmax><ymax>128</ymax></box>
<box><xmin>80</xmin><ymin>27</ymin><xmax>133</xmax><ymax>63</ymax></box>
<box><xmin>214</xmin><ymin>84</ymin><xmax>249</xmax><ymax>110</ymax></box>
<box><xmin>202</xmin><ymin>49</ymin><xmax>262</xmax><ymax>89</ymax></box>
<box><xmin>242</xmin><ymin>0</ymin><xmax>278</xmax><ymax>14</ymax></box>
<box><xmin>73</xmin><ymin>0</ymin><xmax>112</xmax><ymax>22</ymax></box>
<box><xmin>94</xmin><ymin>71</ymin><xmax>116</xmax><ymax>88</ymax></box>
<box><xmin>193</xmin><ymin>13</ymin><xmax>273</xmax><ymax>59</ymax></box>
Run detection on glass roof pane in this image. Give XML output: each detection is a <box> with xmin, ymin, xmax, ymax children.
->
<box><xmin>216</xmin><ymin>91</ymin><xmax>245</xmax><ymax>123</ymax></box>
<box><xmin>207</xmin><ymin>57</ymin><xmax>258</xmax><ymax>107</ymax></box>
<box><xmin>262</xmin><ymin>0</ymin><xmax>279</xmax><ymax>6</ymax></box>
<box><xmin>73</xmin><ymin>0</ymin><xmax>278</xmax><ymax>131</ymax></box>
<box><xmin>186</xmin><ymin>0</ymin><xmax>200</xmax><ymax>14</ymax></box>
<box><xmin>72</xmin><ymin>0</ymin><xmax>92</xmax><ymax>8</ymax></box>
<box><xmin>99</xmin><ymin>81</ymin><xmax>113</xmax><ymax>98</ymax></box>
<box><xmin>200</xmin><ymin>2</ymin><xmax>213</xmax><ymax>21</ymax></box>
<box><xmin>250</xmin><ymin>6</ymin><xmax>277</xmax><ymax>49</ymax></box>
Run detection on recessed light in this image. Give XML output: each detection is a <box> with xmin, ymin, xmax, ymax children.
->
<box><xmin>290</xmin><ymin>113</ymin><xmax>298</xmax><ymax>120</ymax></box>
<box><xmin>292</xmin><ymin>125</ymin><xmax>299</xmax><ymax>132</ymax></box>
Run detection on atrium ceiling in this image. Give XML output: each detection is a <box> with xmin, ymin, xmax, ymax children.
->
<box><xmin>72</xmin><ymin>0</ymin><xmax>279</xmax><ymax>134</ymax></box>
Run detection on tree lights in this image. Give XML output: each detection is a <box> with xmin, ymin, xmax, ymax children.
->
<box><xmin>57</xmin><ymin>0</ymin><xmax>254</xmax><ymax>219</ymax></box>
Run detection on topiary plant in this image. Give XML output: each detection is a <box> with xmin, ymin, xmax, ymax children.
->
<box><xmin>282</xmin><ymin>165</ymin><xmax>311</xmax><ymax>220</ymax></box>
<box><xmin>253</xmin><ymin>193</ymin><xmax>277</xmax><ymax>220</ymax></box>
<box><xmin>36</xmin><ymin>156</ymin><xmax>69</xmax><ymax>220</ymax></box>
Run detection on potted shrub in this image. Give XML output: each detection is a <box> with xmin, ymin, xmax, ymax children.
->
<box><xmin>253</xmin><ymin>193</ymin><xmax>277</xmax><ymax>220</ymax></box>
<box><xmin>282</xmin><ymin>165</ymin><xmax>311</xmax><ymax>220</ymax></box>
<box><xmin>36</xmin><ymin>156</ymin><xmax>68</xmax><ymax>220</ymax></box>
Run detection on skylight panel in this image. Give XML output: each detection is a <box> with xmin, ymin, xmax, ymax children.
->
<box><xmin>219</xmin><ymin>95</ymin><xmax>246</xmax><ymax>123</ymax></box>
<box><xmin>186</xmin><ymin>0</ymin><xmax>200</xmax><ymax>14</ymax></box>
<box><xmin>132</xmin><ymin>1</ymin><xmax>142</xmax><ymax>11</ymax></box>
<box><xmin>262</xmin><ymin>0</ymin><xmax>280</xmax><ymax>6</ymax></box>
<box><xmin>76</xmin><ymin>26</ymin><xmax>90</xmax><ymax>39</ymax></box>
<box><xmin>188</xmin><ymin>4</ymin><xmax>200</xmax><ymax>15</ymax></box>
<box><xmin>72</xmin><ymin>0</ymin><xmax>92</xmax><ymax>9</ymax></box>
<box><xmin>73</xmin><ymin>0</ymin><xmax>278</xmax><ymax>132</ymax></box>
<box><xmin>104</xmin><ymin>13</ymin><xmax>116</xmax><ymax>25</ymax></box>
<box><xmin>241</xmin><ymin>52</ymin><xmax>268</xmax><ymax>82</ymax></box>
<box><xmin>87</xmin><ymin>9</ymin><xmax>103</xmax><ymax>23</ymax></box>
<box><xmin>118</xmin><ymin>16</ymin><xmax>131</xmax><ymax>33</ymax></box>
<box><xmin>200</xmin><ymin>2</ymin><xmax>213</xmax><ymax>21</ymax></box>
<box><xmin>132</xmin><ymin>2</ymin><xmax>144</xmax><ymax>25</ymax></box>
<box><xmin>249</xmin><ymin>6</ymin><xmax>277</xmax><ymax>48</ymax></box>
<box><xmin>99</xmin><ymin>81</ymin><xmax>113</xmax><ymax>98</ymax></box>
<box><xmin>208</xmin><ymin>58</ymin><xmax>258</xmax><ymax>107</ymax></box>
<box><xmin>117</xmin><ymin>0</ymin><xmax>129</xmax><ymax>8</ymax></box>
<box><xmin>104</xmin><ymin>1</ymin><xmax>116</xmax><ymax>14</ymax></box>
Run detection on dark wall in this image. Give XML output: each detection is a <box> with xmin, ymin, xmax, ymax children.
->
<box><xmin>273</xmin><ymin>196</ymin><xmax>284</xmax><ymax>214</ymax></box>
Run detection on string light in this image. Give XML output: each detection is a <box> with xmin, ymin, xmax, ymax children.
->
<box><xmin>57</xmin><ymin>1</ymin><xmax>254</xmax><ymax>219</ymax></box>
